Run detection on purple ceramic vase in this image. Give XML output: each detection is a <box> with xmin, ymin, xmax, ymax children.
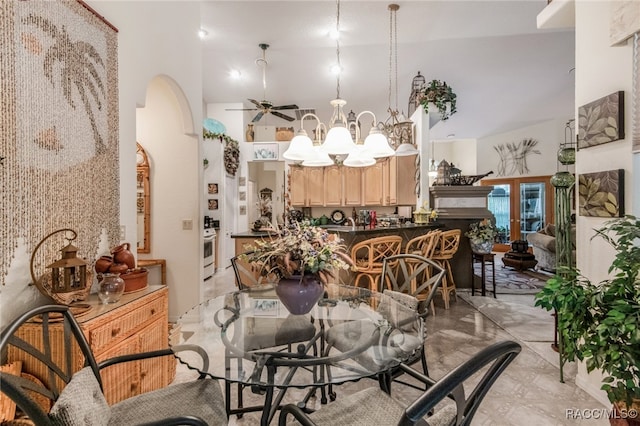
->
<box><xmin>275</xmin><ymin>274</ymin><xmax>324</xmax><ymax>315</ymax></box>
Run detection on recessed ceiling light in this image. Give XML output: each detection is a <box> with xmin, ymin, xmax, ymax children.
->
<box><xmin>198</xmin><ymin>29</ymin><xmax>208</xmax><ymax>39</ymax></box>
<box><xmin>330</xmin><ymin>64</ymin><xmax>342</xmax><ymax>75</ymax></box>
<box><xmin>229</xmin><ymin>69</ymin><xmax>241</xmax><ymax>79</ymax></box>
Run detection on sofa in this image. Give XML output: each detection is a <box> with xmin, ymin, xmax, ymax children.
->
<box><xmin>526</xmin><ymin>223</ymin><xmax>576</xmax><ymax>272</ymax></box>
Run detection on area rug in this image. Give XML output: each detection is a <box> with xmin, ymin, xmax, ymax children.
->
<box><xmin>473</xmin><ymin>253</ymin><xmax>554</xmax><ymax>294</ymax></box>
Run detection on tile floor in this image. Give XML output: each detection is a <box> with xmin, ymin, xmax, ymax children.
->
<box><xmin>174</xmin><ymin>267</ymin><xmax>609</xmax><ymax>425</ymax></box>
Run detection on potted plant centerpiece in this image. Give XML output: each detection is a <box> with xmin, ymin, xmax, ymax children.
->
<box><xmin>465</xmin><ymin>219</ymin><xmax>498</xmax><ymax>254</ymax></box>
<box><xmin>242</xmin><ymin>221</ymin><xmax>354</xmax><ymax>314</ymax></box>
<box><xmin>535</xmin><ymin>216</ymin><xmax>640</xmax><ymax>424</ymax></box>
<box><xmin>419</xmin><ymin>79</ymin><xmax>457</xmax><ymax>121</ymax></box>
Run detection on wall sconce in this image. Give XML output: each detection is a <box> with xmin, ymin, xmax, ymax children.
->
<box><xmin>30</xmin><ymin>228</ymin><xmax>91</xmax><ymax>304</ymax></box>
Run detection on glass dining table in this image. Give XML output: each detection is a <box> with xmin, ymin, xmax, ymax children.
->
<box><xmin>170</xmin><ymin>283</ymin><xmax>422</xmax><ymax>425</ymax></box>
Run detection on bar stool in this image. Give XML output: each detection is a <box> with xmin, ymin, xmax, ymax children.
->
<box><xmin>430</xmin><ymin>229</ymin><xmax>461</xmax><ymax>309</ymax></box>
<box><xmin>350</xmin><ymin>235</ymin><xmax>403</xmax><ymax>289</ymax></box>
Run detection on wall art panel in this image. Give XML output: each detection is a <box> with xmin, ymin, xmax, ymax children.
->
<box><xmin>578</xmin><ymin>169</ymin><xmax>624</xmax><ymax>217</ymax></box>
<box><xmin>1</xmin><ymin>0</ymin><xmax>119</xmax><ymax>283</ymax></box>
<box><xmin>577</xmin><ymin>91</ymin><xmax>625</xmax><ymax>150</ymax></box>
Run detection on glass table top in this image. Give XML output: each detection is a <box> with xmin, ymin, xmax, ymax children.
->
<box><xmin>171</xmin><ymin>283</ymin><xmax>422</xmax><ymax>389</ymax></box>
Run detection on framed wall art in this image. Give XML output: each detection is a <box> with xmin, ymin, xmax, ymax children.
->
<box><xmin>239</xmin><ymin>191</ymin><xmax>246</xmax><ymax>201</ymax></box>
<box><xmin>239</xmin><ymin>205</ymin><xmax>247</xmax><ymax>215</ymax></box>
<box><xmin>578</xmin><ymin>169</ymin><xmax>624</xmax><ymax>217</ymax></box>
<box><xmin>207</xmin><ymin>183</ymin><xmax>218</xmax><ymax>194</ymax></box>
<box><xmin>239</xmin><ymin>176</ymin><xmax>246</xmax><ymax>186</ymax></box>
<box><xmin>208</xmin><ymin>199</ymin><xmax>218</xmax><ymax>210</ymax></box>
<box><xmin>253</xmin><ymin>143</ymin><xmax>278</xmax><ymax>161</ymax></box>
<box><xmin>577</xmin><ymin>91</ymin><xmax>625</xmax><ymax>150</ymax></box>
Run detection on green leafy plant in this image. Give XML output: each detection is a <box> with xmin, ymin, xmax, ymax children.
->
<box><xmin>419</xmin><ymin>79</ymin><xmax>457</xmax><ymax>121</ymax></box>
<box><xmin>535</xmin><ymin>215</ymin><xmax>640</xmax><ymax>406</ymax></box>
<box><xmin>241</xmin><ymin>221</ymin><xmax>354</xmax><ymax>283</ymax></box>
<box><xmin>464</xmin><ymin>219</ymin><xmax>498</xmax><ymax>244</ymax></box>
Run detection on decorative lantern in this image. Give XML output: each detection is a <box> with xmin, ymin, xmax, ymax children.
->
<box><xmin>47</xmin><ymin>242</ymin><xmax>87</xmax><ymax>293</ymax></box>
<box><xmin>30</xmin><ymin>228</ymin><xmax>91</xmax><ymax>305</ymax></box>
<box><xmin>435</xmin><ymin>159</ymin><xmax>451</xmax><ymax>186</ymax></box>
<box><xmin>557</xmin><ymin>119</ymin><xmax>576</xmax><ymax>166</ymax></box>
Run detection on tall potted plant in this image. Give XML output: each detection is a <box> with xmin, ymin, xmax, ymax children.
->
<box><xmin>419</xmin><ymin>79</ymin><xmax>457</xmax><ymax>120</ymax></box>
<box><xmin>535</xmin><ymin>216</ymin><xmax>640</xmax><ymax>423</ymax></box>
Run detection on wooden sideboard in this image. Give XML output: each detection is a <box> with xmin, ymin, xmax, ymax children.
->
<box><xmin>7</xmin><ymin>285</ymin><xmax>175</xmax><ymax>405</ymax></box>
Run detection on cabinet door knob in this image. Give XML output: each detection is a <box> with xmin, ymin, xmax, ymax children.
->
<box><xmin>111</xmin><ymin>327</ymin><xmax>121</xmax><ymax>337</ymax></box>
<box><xmin>150</xmin><ymin>308</ymin><xmax>156</xmax><ymax>315</ymax></box>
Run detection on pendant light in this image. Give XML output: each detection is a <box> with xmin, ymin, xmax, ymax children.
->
<box><xmin>385</xmin><ymin>4</ymin><xmax>418</xmax><ymax>157</ymax></box>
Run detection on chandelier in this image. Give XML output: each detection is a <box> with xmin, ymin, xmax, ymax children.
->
<box><xmin>384</xmin><ymin>4</ymin><xmax>418</xmax><ymax>157</ymax></box>
<box><xmin>283</xmin><ymin>0</ymin><xmax>393</xmax><ymax>167</ymax></box>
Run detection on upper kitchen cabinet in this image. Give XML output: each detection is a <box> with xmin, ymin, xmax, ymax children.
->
<box><xmin>324</xmin><ymin>165</ymin><xmax>343</xmax><ymax>206</ymax></box>
<box><xmin>288</xmin><ymin>166</ymin><xmax>324</xmax><ymax>207</ymax></box>
<box><xmin>343</xmin><ymin>167</ymin><xmax>362</xmax><ymax>206</ymax></box>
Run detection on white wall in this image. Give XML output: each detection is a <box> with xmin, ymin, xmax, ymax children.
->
<box><xmin>574</xmin><ymin>1</ymin><xmax>634</xmax><ymax>406</ymax></box>
<box><xmin>477</xmin><ymin>119</ymin><xmax>571</xmax><ymax>179</ymax></box>
<box><xmin>88</xmin><ymin>1</ymin><xmax>202</xmax><ymax>321</ymax></box>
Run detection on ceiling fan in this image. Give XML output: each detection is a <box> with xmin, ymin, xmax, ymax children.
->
<box><xmin>227</xmin><ymin>43</ymin><xmax>299</xmax><ymax>123</ymax></box>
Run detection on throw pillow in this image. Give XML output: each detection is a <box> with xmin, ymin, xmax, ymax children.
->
<box><xmin>49</xmin><ymin>367</ymin><xmax>111</xmax><ymax>426</ymax></box>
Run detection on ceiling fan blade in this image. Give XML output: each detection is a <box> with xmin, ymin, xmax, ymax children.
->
<box><xmin>225</xmin><ymin>108</ymin><xmax>259</xmax><ymax>111</ymax></box>
<box><xmin>252</xmin><ymin>111</ymin><xmax>265</xmax><ymax>122</ymax></box>
<box><xmin>272</xmin><ymin>104</ymin><xmax>299</xmax><ymax>110</ymax></box>
<box><xmin>248</xmin><ymin>99</ymin><xmax>262</xmax><ymax>107</ymax></box>
<box><xmin>271</xmin><ymin>111</ymin><xmax>296</xmax><ymax>122</ymax></box>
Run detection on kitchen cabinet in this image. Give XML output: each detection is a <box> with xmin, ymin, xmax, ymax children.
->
<box><xmin>395</xmin><ymin>154</ymin><xmax>418</xmax><ymax>206</ymax></box>
<box><xmin>7</xmin><ymin>286</ymin><xmax>174</xmax><ymax>405</ymax></box>
<box><xmin>289</xmin><ymin>167</ymin><xmax>324</xmax><ymax>207</ymax></box>
<box><xmin>324</xmin><ymin>165</ymin><xmax>343</xmax><ymax>206</ymax></box>
<box><xmin>383</xmin><ymin>157</ymin><xmax>397</xmax><ymax>205</ymax></box>
<box><xmin>343</xmin><ymin>167</ymin><xmax>363</xmax><ymax>206</ymax></box>
<box><xmin>363</xmin><ymin>161</ymin><xmax>384</xmax><ymax>206</ymax></box>
<box><xmin>307</xmin><ymin>167</ymin><xmax>324</xmax><ymax>206</ymax></box>
<box><xmin>289</xmin><ymin>166</ymin><xmax>307</xmax><ymax>206</ymax></box>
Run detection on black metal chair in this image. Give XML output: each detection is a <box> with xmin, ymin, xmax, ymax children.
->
<box><xmin>0</xmin><ymin>304</ymin><xmax>227</xmax><ymax>425</ymax></box>
<box><xmin>230</xmin><ymin>251</ymin><xmax>278</xmax><ymax>290</ymax></box>
<box><xmin>380</xmin><ymin>253</ymin><xmax>445</xmax><ymax>379</ymax></box>
<box><xmin>278</xmin><ymin>340</ymin><xmax>522</xmax><ymax>426</ymax></box>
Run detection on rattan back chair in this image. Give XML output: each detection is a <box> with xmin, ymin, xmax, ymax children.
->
<box><xmin>0</xmin><ymin>304</ymin><xmax>226</xmax><ymax>425</ymax></box>
<box><xmin>279</xmin><ymin>340</ymin><xmax>522</xmax><ymax>426</ymax></box>
<box><xmin>404</xmin><ymin>230</ymin><xmax>441</xmax><ymax>259</ymax></box>
<box><xmin>350</xmin><ymin>235</ymin><xmax>403</xmax><ymax>289</ymax></box>
<box><xmin>431</xmin><ymin>229</ymin><xmax>462</xmax><ymax>309</ymax></box>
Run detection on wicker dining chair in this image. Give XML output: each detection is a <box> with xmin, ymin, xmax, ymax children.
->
<box><xmin>350</xmin><ymin>235</ymin><xmax>403</xmax><ymax>290</ymax></box>
<box><xmin>279</xmin><ymin>340</ymin><xmax>522</xmax><ymax>426</ymax></box>
<box><xmin>431</xmin><ymin>229</ymin><xmax>462</xmax><ymax>309</ymax></box>
<box><xmin>0</xmin><ymin>304</ymin><xmax>227</xmax><ymax>426</ymax></box>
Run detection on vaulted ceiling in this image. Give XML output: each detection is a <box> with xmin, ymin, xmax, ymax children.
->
<box><xmin>201</xmin><ymin>1</ymin><xmax>575</xmax><ymax>140</ymax></box>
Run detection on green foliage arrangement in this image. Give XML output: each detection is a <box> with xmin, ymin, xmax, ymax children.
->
<box><xmin>203</xmin><ymin>129</ymin><xmax>239</xmax><ymax>176</ymax></box>
<box><xmin>419</xmin><ymin>79</ymin><xmax>457</xmax><ymax>121</ymax></box>
<box><xmin>241</xmin><ymin>221</ymin><xmax>354</xmax><ymax>283</ymax></box>
<box><xmin>464</xmin><ymin>219</ymin><xmax>498</xmax><ymax>244</ymax></box>
<box><xmin>535</xmin><ymin>215</ymin><xmax>640</xmax><ymax>406</ymax></box>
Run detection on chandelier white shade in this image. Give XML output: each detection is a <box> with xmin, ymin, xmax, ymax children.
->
<box><xmin>282</xmin><ymin>129</ymin><xmax>314</xmax><ymax>162</ymax></box>
<box><xmin>302</xmin><ymin>145</ymin><xmax>333</xmax><ymax>167</ymax></box>
<box><xmin>395</xmin><ymin>142</ymin><xmax>419</xmax><ymax>156</ymax></box>
<box><xmin>343</xmin><ymin>145</ymin><xmax>376</xmax><ymax>167</ymax></box>
<box><xmin>356</xmin><ymin>111</ymin><xmax>394</xmax><ymax>158</ymax></box>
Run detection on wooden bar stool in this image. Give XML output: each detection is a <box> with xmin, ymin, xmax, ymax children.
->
<box><xmin>431</xmin><ymin>229</ymin><xmax>461</xmax><ymax>309</ymax></box>
<box><xmin>350</xmin><ymin>235</ymin><xmax>403</xmax><ymax>290</ymax></box>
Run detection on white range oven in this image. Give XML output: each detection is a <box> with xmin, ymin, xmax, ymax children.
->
<box><xmin>203</xmin><ymin>228</ymin><xmax>216</xmax><ymax>284</ymax></box>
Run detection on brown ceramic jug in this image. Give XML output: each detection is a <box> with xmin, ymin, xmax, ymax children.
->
<box><xmin>109</xmin><ymin>263</ymin><xmax>129</xmax><ymax>274</ymax></box>
<box><xmin>95</xmin><ymin>255</ymin><xmax>114</xmax><ymax>274</ymax></box>
<box><xmin>111</xmin><ymin>243</ymin><xmax>135</xmax><ymax>269</ymax></box>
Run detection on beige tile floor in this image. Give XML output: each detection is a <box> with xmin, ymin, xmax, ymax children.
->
<box><xmin>174</xmin><ymin>267</ymin><xmax>608</xmax><ymax>425</ymax></box>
